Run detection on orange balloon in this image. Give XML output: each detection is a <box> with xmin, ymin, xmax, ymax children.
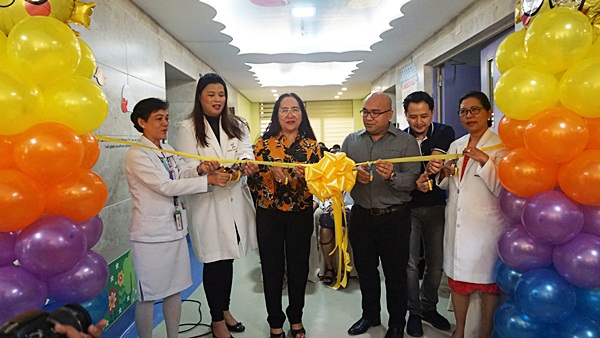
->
<box><xmin>80</xmin><ymin>133</ymin><xmax>100</xmax><ymax>169</ymax></box>
<box><xmin>0</xmin><ymin>135</ymin><xmax>16</xmax><ymax>170</ymax></box>
<box><xmin>523</xmin><ymin>107</ymin><xmax>589</xmax><ymax>163</ymax></box>
<box><xmin>0</xmin><ymin>170</ymin><xmax>45</xmax><ymax>232</ymax></box>
<box><xmin>498</xmin><ymin>115</ymin><xmax>528</xmax><ymax>150</ymax></box>
<box><xmin>585</xmin><ymin>118</ymin><xmax>600</xmax><ymax>149</ymax></box>
<box><xmin>558</xmin><ymin>150</ymin><xmax>600</xmax><ymax>205</ymax></box>
<box><xmin>14</xmin><ymin>123</ymin><xmax>84</xmax><ymax>184</ymax></box>
<box><xmin>498</xmin><ymin>147</ymin><xmax>559</xmax><ymax>197</ymax></box>
<box><xmin>44</xmin><ymin>169</ymin><xmax>108</xmax><ymax>222</ymax></box>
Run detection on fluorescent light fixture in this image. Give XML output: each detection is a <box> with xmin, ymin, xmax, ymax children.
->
<box><xmin>341</xmin><ymin>87</ymin><xmax>347</xmax><ymax>91</ymax></box>
<box><xmin>271</xmin><ymin>89</ymin><xmax>277</xmax><ymax>92</ymax></box>
<box><xmin>337</xmin><ymin>92</ymin><xmax>343</xmax><ymax>95</ymax></box>
<box><xmin>248</xmin><ymin>61</ymin><xmax>359</xmax><ymax>87</ymax></box>
<box><xmin>292</xmin><ymin>6</ymin><xmax>316</xmax><ymax>17</ymax></box>
<box><xmin>335</xmin><ymin>95</ymin><xmax>340</xmax><ymax>99</ymax></box>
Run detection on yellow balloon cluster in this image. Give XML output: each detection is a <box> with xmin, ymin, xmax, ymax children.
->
<box><xmin>0</xmin><ymin>16</ymin><xmax>104</xmax><ymax>135</ymax></box>
<box><xmin>495</xmin><ymin>6</ymin><xmax>600</xmax><ymax>206</ymax></box>
<box><xmin>0</xmin><ymin>0</ymin><xmax>96</xmax><ymax>35</ymax></box>
<box><xmin>305</xmin><ymin>152</ymin><xmax>357</xmax><ymax>288</ymax></box>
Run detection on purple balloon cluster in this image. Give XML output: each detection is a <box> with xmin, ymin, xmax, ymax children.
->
<box><xmin>0</xmin><ymin>215</ymin><xmax>108</xmax><ymax>324</ymax></box>
<box><xmin>494</xmin><ymin>189</ymin><xmax>600</xmax><ymax>336</ymax></box>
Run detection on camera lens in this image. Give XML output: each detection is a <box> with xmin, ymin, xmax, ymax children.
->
<box><xmin>47</xmin><ymin>304</ymin><xmax>92</xmax><ymax>334</ymax></box>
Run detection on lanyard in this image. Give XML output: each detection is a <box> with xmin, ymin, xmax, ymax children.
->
<box><xmin>159</xmin><ymin>154</ymin><xmax>179</xmax><ymax>207</ymax></box>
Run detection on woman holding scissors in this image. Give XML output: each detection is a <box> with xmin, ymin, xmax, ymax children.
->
<box><xmin>177</xmin><ymin>73</ymin><xmax>259</xmax><ymax>338</ymax></box>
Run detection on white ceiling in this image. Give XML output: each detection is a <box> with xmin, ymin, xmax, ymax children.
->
<box><xmin>131</xmin><ymin>0</ymin><xmax>476</xmax><ymax>102</ymax></box>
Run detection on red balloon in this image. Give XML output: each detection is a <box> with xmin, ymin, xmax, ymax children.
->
<box><xmin>0</xmin><ymin>170</ymin><xmax>45</xmax><ymax>232</ymax></box>
<box><xmin>524</xmin><ymin>108</ymin><xmax>589</xmax><ymax>163</ymax></box>
<box><xmin>44</xmin><ymin>170</ymin><xmax>108</xmax><ymax>222</ymax></box>
<box><xmin>498</xmin><ymin>115</ymin><xmax>528</xmax><ymax>150</ymax></box>
<box><xmin>585</xmin><ymin>118</ymin><xmax>600</xmax><ymax>150</ymax></box>
<box><xmin>80</xmin><ymin>133</ymin><xmax>100</xmax><ymax>169</ymax></box>
<box><xmin>558</xmin><ymin>150</ymin><xmax>600</xmax><ymax>205</ymax></box>
<box><xmin>498</xmin><ymin>147</ymin><xmax>559</xmax><ymax>197</ymax></box>
<box><xmin>14</xmin><ymin>123</ymin><xmax>84</xmax><ymax>184</ymax></box>
<box><xmin>0</xmin><ymin>135</ymin><xmax>16</xmax><ymax>170</ymax></box>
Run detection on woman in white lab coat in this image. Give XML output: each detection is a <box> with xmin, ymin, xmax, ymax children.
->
<box><xmin>176</xmin><ymin>74</ymin><xmax>259</xmax><ymax>338</ymax></box>
<box><xmin>429</xmin><ymin>91</ymin><xmax>507</xmax><ymax>338</ymax></box>
<box><xmin>125</xmin><ymin>98</ymin><xmax>227</xmax><ymax>338</ymax></box>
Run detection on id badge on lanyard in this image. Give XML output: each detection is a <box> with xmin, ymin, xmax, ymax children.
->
<box><xmin>160</xmin><ymin>155</ymin><xmax>184</xmax><ymax>231</ymax></box>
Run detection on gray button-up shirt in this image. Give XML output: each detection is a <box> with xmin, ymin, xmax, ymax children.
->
<box><xmin>341</xmin><ymin>123</ymin><xmax>421</xmax><ymax>209</ymax></box>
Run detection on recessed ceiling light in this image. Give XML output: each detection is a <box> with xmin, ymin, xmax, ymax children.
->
<box><xmin>335</xmin><ymin>96</ymin><xmax>340</xmax><ymax>99</ymax></box>
<box><xmin>341</xmin><ymin>87</ymin><xmax>347</xmax><ymax>91</ymax></box>
<box><xmin>292</xmin><ymin>6</ymin><xmax>316</xmax><ymax>17</ymax></box>
<box><xmin>273</xmin><ymin>94</ymin><xmax>278</xmax><ymax>97</ymax></box>
<box><xmin>337</xmin><ymin>92</ymin><xmax>343</xmax><ymax>95</ymax></box>
<box><xmin>271</xmin><ymin>89</ymin><xmax>277</xmax><ymax>93</ymax></box>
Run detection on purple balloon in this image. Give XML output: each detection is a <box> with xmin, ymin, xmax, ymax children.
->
<box><xmin>582</xmin><ymin>205</ymin><xmax>600</xmax><ymax>237</ymax></box>
<box><xmin>77</xmin><ymin>215</ymin><xmax>103</xmax><ymax>249</ymax></box>
<box><xmin>46</xmin><ymin>250</ymin><xmax>109</xmax><ymax>303</ymax></box>
<box><xmin>498</xmin><ymin>225</ymin><xmax>554</xmax><ymax>272</ymax></box>
<box><xmin>554</xmin><ymin>233</ymin><xmax>600</xmax><ymax>288</ymax></box>
<box><xmin>15</xmin><ymin>216</ymin><xmax>87</xmax><ymax>276</ymax></box>
<box><xmin>499</xmin><ymin>189</ymin><xmax>528</xmax><ymax>224</ymax></box>
<box><xmin>522</xmin><ymin>190</ymin><xmax>583</xmax><ymax>245</ymax></box>
<box><xmin>0</xmin><ymin>232</ymin><xmax>17</xmax><ymax>267</ymax></box>
<box><xmin>0</xmin><ymin>266</ymin><xmax>47</xmax><ymax>324</ymax></box>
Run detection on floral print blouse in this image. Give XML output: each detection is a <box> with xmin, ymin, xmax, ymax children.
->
<box><xmin>249</xmin><ymin>132</ymin><xmax>322</xmax><ymax>212</ymax></box>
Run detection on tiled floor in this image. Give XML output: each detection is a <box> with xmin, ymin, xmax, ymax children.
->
<box><xmin>153</xmin><ymin>250</ymin><xmax>455</xmax><ymax>338</ymax></box>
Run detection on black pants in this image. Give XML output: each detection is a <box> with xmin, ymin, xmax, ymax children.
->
<box><xmin>349</xmin><ymin>204</ymin><xmax>412</xmax><ymax>329</ymax></box>
<box><xmin>203</xmin><ymin>259</ymin><xmax>234</xmax><ymax>322</ymax></box>
<box><xmin>256</xmin><ymin>207</ymin><xmax>314</xmax><ymax>328</ymax></box>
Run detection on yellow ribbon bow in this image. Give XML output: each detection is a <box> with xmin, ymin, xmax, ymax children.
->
<box><xmin>305</xmin><ymin>152</ymin><xmax>357</xmax><ymax>289</ymax></box>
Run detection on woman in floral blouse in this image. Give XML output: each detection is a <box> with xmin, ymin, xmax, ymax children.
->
<box><xmin>249</xmin><ymin>93</ymin><xmax>322</xmax><ymax>338</ymax></box>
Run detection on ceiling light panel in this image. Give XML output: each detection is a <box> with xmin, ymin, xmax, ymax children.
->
<box><xmin>247</xmin><ymin>61</ymin><xmax>359</xmax><ymax>87</ymax></box>
<box><xmin>200</xmin><ymin>0</ymin><xmax>410</xmax><ymax>54</ymax></box>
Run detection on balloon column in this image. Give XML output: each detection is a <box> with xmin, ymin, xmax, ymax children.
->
<box><xmin>494</xmin><ymin>3</ymin><xmax>600</xmax><ymax>336</ymax></box>
<box><xmin>0</xmin><ymin>1</ymin><xmax>109</xmax><ymax>325</ymax></box>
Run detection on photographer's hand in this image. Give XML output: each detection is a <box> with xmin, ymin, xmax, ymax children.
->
<box><xmin>55</xmin><ymin>319</ymin><xmax>107</xmax><ymax>338</ymax></box>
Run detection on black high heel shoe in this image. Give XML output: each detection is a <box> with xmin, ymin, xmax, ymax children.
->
<box><xmin>226</xmin><ymin>321</ymin><xmax>245</xmax><ymax>332</ymax></box>
<box><xmin>290</xmin><ymin>326</ymin><xmax>306</xmax><ymax>338</ymax></box>
<box><xmin>270</xmin><ymin>329</ymin><xmax>285</xmax><ymax>338</ymax></box>
<box><xmin>211</xmin><ymin>322</ymin><xmax>234</xmax><ymax>338</ymax></box>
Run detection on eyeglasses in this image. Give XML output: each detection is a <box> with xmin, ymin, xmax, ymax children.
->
<box><xmin>279</xmin><ymin>107</ymin><xmax>301</xmax><ymax>115</ymax></box>
<box><xmin>458</xmin><ymin>106</ymin><xmax>484</xmax><ymax>117</ymax></box>
<box><xmin>360</xmin><ymin>109</ymin><xmax>391</xmax><ymax>118</ymax></box>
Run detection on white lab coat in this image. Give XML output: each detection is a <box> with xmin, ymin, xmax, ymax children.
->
<box><xmin>125</xmin><ymin>136</ymin><xmax>208</xmax><ymax>242</ymax></box>
<box><xmin>176</xmin><ymin>118</ymin><xmax>258</xmax><ymax>263</ymax></box>
<box><xmin>438</xmin><ymin>129</ymin><xmax>508</xmax><ymax>284</ymax></box>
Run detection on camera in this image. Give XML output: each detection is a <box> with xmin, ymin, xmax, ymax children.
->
<box><xmin>0</xmin><ymin>304</ymin><xmax>92</xmax><ymax>338</ymax></box>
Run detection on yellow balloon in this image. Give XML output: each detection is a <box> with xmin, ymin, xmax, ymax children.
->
<box><xmin>6</xmin><ymin>16</ymin><xmax>81</xmax><ymax>85</ymax></box>
<box><xmin>494</xmin><ymin>65</ymin><xmax>559</xmax><ymax>120</ymax></box>
<box><xmin>0</xmin><ymin>70</ymin><xmax>41</xmax><ymax>135</ymax></box>
<box><xmin>587</xmin><ymin>38</ymin><xmax>600</xmax><ymax>59</ymax></box>
<box><xmin>41</xmin><ymin>76</ymin><xmax>108</xmax><ymax>134</ymax></box>
<box><xmin>0</xmin><ymin>0</ymin><xmax>75</xmax><ymax>35</ymax></box>
<box><xmin>559</xmin><ymin>58</ymin><xmax>600</xmax><ymax>118</ymax></box>
<box><xmin>496</xmin><ymin>30</ymin><xmax>529</xmax><ymax>74</ymax></box>
<box><xmin>0</xmin><ymin>31</ymin><xmax>7</xmax><ymax>65</ymax></box>
<box><xmin>74</xmin><ymin>38</ymin><xmax>96</xmax><ymax>78</ymax></box>
<box><xmin>525</xmin><ymin>8</ymin><xmax>593</xmax><ymax>74</ymax></box>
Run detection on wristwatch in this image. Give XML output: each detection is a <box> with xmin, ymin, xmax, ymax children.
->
<box><xmin>386</xmin><ymin>171</ymin><xmax>397</xmax><ymax>182</ymax></box>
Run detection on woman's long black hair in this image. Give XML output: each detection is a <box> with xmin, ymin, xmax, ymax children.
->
<box><xmin>262</xmin><ymin>93</ymin><xmax>316</xmax><ymax>140</ymax></box>
<box><xmin>188</xmin><ymin>73</ymin><xmax>246</xmax><ymax>147</ymax></box>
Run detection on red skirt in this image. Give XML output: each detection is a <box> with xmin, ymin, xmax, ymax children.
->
<box><xmin>448</xmin><ymin>277</ymin><xmax>502</xmax><ymax>295</ymax></box>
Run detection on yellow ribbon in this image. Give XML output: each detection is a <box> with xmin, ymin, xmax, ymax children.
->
<box><xmin>305</xmin><ymin>152</ymin><xmax>357</xmax><ymax>289</ymax></box>
<box><xmin>96</xmin><ymin>134</ymin><xmax>504</xmax><ymax>289</ymax></box>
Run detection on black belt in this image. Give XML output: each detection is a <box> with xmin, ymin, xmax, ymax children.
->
<box><xmin>354</xmin><ymin>203</ymin><xmax>408</xmax><ymax>216</ymax></box>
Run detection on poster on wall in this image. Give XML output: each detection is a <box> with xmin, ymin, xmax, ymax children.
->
<box><xmin>398</xmin><ymin>57</ymin><xmax>418</xmax><ymax>128</ymax></box>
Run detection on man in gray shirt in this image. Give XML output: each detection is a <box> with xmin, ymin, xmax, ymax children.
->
<box><xmin>343</xmin><ymin>92</ymin><xmax>421</xmax><ymax>338</ymax></box>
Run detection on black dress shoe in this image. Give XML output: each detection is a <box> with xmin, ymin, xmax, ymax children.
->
<box><xmin>226</xmin><ymin>322</ymin><xmax>245</xmax><ymax>332</ymax></box>
<box><xmin>385</xmin><ymin>326</ymin><xmax>404</xmax><ymax>338</ymax></box>
<box><xmin>422</xmin><ymin>310</ymin><xmax>451</xmax><ymax>330</ymax></box>
<box><xmin>348</xmin><ymin>317</ymin><xmax>381</xmax><ymax>335</ymax></box>
<box><xmin>406</xmin><ymin>314</ymin><xmax>423</xmax><ymax>337</ymax></box>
